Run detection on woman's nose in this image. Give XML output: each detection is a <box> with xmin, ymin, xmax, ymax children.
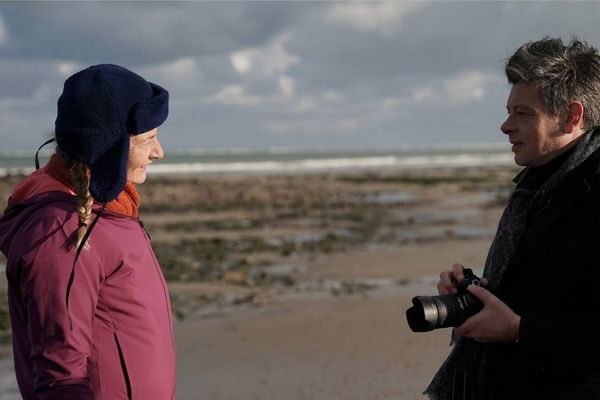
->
<box><xmin>151</xmin><ymin>139</ymin><xmax>164</xmax><ymax>160</ymax></box>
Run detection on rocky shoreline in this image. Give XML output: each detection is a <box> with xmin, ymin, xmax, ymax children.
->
<box><xmin>0</xmin><ymin>166</ymin><xmax>518</xmax><ymax>399</ymax></box>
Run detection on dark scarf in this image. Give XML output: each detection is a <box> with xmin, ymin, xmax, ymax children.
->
<box><xmin>425</xmin><ymin>130</ymin><xmax>600</xmax><ymax>400</ymax></box>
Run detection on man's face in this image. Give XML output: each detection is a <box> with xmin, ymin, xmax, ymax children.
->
<box><xmin>500</xmin><ymin>82</ymin><xmax>566</xmax><ymax>167</ymax></box>
<box><xmin>127</xmin><ymin>128</ymin><xmax>164</xmax><ymax>184</ymax></box>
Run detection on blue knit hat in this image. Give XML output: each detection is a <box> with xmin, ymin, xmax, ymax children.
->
<box><xmin>55</xmin><ymin>64</ymin><xmax>169</xmax><ymax>203</ymax></box>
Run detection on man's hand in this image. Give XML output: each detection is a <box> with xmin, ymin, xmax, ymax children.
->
<box><xmin>455</xmin><ymin>284</ymin><xmax>521</xmax><ymax>343</ymax></box>
<box><xmin>437</xmin><ymin>263</ymin><xmax>488</xmax><ymax>295</ymax></box>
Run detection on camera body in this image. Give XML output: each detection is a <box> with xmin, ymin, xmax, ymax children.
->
<box><xmin>406</xmin><ymin>268</ymin><xmax>484</xmax><ymax>332</ymax></box>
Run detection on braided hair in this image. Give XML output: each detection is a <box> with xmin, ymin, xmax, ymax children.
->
<box><xmin>57</xmin><ymin>148</ymin><xmax>94</xmax><ymax>249</ymax></box>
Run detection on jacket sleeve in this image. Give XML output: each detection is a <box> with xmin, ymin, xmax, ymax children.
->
<box><xmin>18</xmin><ymin>215</ymin><xmax>104</xmax><ymax>400</ymax></box>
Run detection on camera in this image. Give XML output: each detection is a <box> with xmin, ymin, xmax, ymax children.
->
<box><xmin>405</xmin><ymin>268</ymin><xmax>484</xmax><ymax>332</ymax></box>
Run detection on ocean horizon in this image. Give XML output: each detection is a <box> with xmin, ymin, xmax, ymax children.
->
<box><xmin>0</xmin><ymin>142</ymin><xmax>514</xmax><ymax>177</ymax></box>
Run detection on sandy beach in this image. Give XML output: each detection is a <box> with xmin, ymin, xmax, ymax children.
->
<box><xmin>0</xmin><ymin>165</ymin><xmax>517</xmax><ymax>399</ymax></box>
<box><xmin>173</xmin><ymin>239</ymin><xmax>493</xmax><ymax>400</ymax></box>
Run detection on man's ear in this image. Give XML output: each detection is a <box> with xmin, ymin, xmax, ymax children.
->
<box><xmin>563</xmin><ymin>102</ymin><xmax>584</xmax><ymax>134</ymax></box>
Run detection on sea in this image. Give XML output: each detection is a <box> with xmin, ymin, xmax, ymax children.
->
<box><xmin>0</xmin><ymin>143</ymin><xmax>514</xmax><ymax>177</ymax></box>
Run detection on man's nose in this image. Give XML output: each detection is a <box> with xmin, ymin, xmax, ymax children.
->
<box><xmin>500</xmin><ymin>116</ymin><xmax>514</xmax><ymax>135</ymax></box>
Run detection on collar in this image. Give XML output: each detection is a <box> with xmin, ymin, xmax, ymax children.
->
<box><xmin>12</xmin><ymin>153</ymin><xmax>140</xmax><ymax>218</ymax></box>
<box><xmin>105</xmin><ymin>183</ymin><xmax>140</xmax><ymax>218</ymax></box>
<box><xmin>512</xmin><ymin>144</ymin><xmax>578</xmax><ymax>185</ymax></box>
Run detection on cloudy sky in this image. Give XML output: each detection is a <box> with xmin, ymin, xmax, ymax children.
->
<box><xmin>2</xmin><ymin>1</ymin><xmax>600</xmax><ymax>151</ymax></box>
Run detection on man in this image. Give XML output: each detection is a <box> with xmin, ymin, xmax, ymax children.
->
<box><xmin>427</xmin><ymin>37</ymin><xmax>600</xmax><ymax>399</ymax></box>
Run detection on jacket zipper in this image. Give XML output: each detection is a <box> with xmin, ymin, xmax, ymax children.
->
<box><xmin>138</xmin><ymin>219</ymin><xmax>151</xmax><ymax>240</ymax></box>
<box><xmin>114</xmin><ymin>332</ymin><xmax>133</xmax><ymax>400</ymax></box>
<box><xmin>137</xmin><ymin>218</ymin><xmax>175</xmax><ymax>346</ymax></box>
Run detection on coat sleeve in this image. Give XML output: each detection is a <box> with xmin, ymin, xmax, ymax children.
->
<box><xmin>18</xmin><ymin>215</ymin><xmax>104</xmax><ymax>400</ymax></box>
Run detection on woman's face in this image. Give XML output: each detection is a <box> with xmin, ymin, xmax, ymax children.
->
<box><xmin>127</xmin><ymin>128</ymin><xmax>164</xmax><ymax>184</ymax></box>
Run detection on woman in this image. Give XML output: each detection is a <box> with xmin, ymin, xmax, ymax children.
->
<box><xmin>0</xmin><ymin>64</ymin><xmax>175</xmax><ymax>399</ymax></box>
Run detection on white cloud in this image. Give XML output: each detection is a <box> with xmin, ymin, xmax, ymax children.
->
<box><xmin>412</xmin><ymin>86</ymin><xmax>436</xmax><ymax>103</ymax></box>
<box><xmin>0</xmin><ymin>84</ymin><xmax>56</xmax><ymax>111</ymax></box>
<box><xmin>285</xmin><ymin>90</ymin><xmax>345</xmax><ymax>114</ymax></box>
<box><xmin>339</xmin><ymin>117</ymin><xmax>360</xmax><ymax>131</ymax></box>
<box><xmin>230</xmin><ymin>50</ymin><xmax>253</xmax><ymax>75</ymax></box>
<box><xmin>290</xmin><ymin>96</ymin><xmax>318</xmax><ymax>113</ymax></box>
<box><xmin>382</xmin><ymin>97</ymin><xmax>400</xmax><ymax>110</ymax></box>
<box><xmin>205</xmin><ymin>85</ymin><xmax>262</xmax><ymax>106</ymax></box>
<box><xmin>278</xmin><ymin>75</ymin><xmax>295</xmax><ymax>98</ymax></box>
<box><xmin>219</xmin><ymin>33</ymin><xmax>301</xmax><ymax>107</ymax></box>
<box><xmin>442</xmin><ymin>71</ymin><xmax>491</xmax><ymax>104</ymax></box>
<box><xmin>141</xmin><ymin>57</ymin><xmax>204</xmax><ymax>96</ymax></box>
<box><xmin>226</xmin><ymin>33</ymin><xmax>300</xmax><ymax>106</ymax></box>
<box><xmin>158</xmin><ymin>57</ymin><xmax>199</xmax><ymax>76</ymax></box>
<box><xmin>323</xmin><ymin>91</ymin><xmax>343</xmax><ymax>103</ymax></box>
<box><xmin>143</xmin><ymin>57</ymin><xmax>202</xmax><ymax>80</ymax></box>
<box><xmin>0</xmin><ymin>13</ymin><xmax>8</xmax><ymax>46</ymax></box>
<box><xmin>230</xmin><ymin>33</ymin><xmax>299</xmax><ymax>76</ymax></box>
<box><xmin>326</xmin><ymin>2</ymin><xmax>425</xmax><ymax>35</ymax></box>
<box><xmin>57</xmin><ymin>62</ymin><xmax>81</xmax><ymax>77</ymax></box>
<box><xmin>383</xmin><ymin>70</ymin><xmax>503</xmax><ymax>109</ymax></box>
<box><xmin>265</xmin><ymin>116</ymin><xmax>360</xmax><ymax>136</ymax></box>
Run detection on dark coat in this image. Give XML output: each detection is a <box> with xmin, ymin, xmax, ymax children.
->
<box><xmin>485</xmin><ymin>146</ymin><xmax>600</xmax><ymax>399</ymax></box>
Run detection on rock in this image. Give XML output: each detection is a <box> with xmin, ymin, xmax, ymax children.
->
<box><xmin>223</xmin><ymin>270</ymin><xmax>248</xmax><ymax>285</ymax></box>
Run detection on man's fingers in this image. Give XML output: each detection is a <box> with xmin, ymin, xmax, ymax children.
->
<box><xmin>437</xmin><ymin>281</ymin><xmax>447</xmax><ymax>294</ymax></box>
<box><xmin>438</xmin><ymin>271</ymin><xmax>457</xmax><ymax>294</ymax></box>
<box><xmin>480</xmin><ymin>277</ymin><xmax>489</xmax><ymax>286</ymax></box>
<box><xmin>440</xmin><ymin>270</ymin><xmax>455</xmax><ymax>284</ymax></box>
<box><xmin>466</xmin><ymin>284</ymin><xmax>494</xmax><ymax>304</ymax></box>
<box><xmin>437</xmin><ymin>264</ymin><xmax>477</xmax><ymax>295</ymax></box>
<box><xmin>455</xmin><ymin>315</ymin><xmax>479</xmax><ymax>337</ymax></box>
<box><xmin>437</xmin><ymin>281</ymin><xmax>456</xmax><ymax>295</ymax></box>
<box><xmin>452</xmin><ymin>263</ymin><xmax>465</xmax><ymax>281</ymax></box>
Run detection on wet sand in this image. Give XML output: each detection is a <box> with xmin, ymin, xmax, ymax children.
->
<box><xmin>0</xmin><ymin>166</ymin><xmax>516</xmax><ymax>399</ymax></box>
<box><xmin>174</xmin><ymin>239</ymin><xmax>492</xmax><ymax>400</ymax></box>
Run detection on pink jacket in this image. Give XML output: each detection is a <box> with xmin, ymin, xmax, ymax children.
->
<box><xmin>0</xmin><ymin>184</ymin><xmax>176</xmax><ymax>399</ymax></box>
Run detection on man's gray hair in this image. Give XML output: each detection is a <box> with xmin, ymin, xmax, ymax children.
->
<box><xmin>506</xmin><ymin>37</ymin><xmax>600</xmax><ymax>130</ymax></box>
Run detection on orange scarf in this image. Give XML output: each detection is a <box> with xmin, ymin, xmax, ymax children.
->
<box><xmin>14</xmin><ymin>153</ymin><xmax>140</xmax><ymax>218</ymax></box>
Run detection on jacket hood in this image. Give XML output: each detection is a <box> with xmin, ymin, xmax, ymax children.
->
<box><xmin>0</xmin><ymin>157</ymin><xmax>142</xmax><ymax>257</ymax></box>
<box><xmin>0</xmin><ymin>190</ymin><xmax>73</xmax><ymax>257</ymax></box>
<box><xmin>0</xmin><ymin>165</ymin><xmax>75</xmax><ymax>256</ymax></box>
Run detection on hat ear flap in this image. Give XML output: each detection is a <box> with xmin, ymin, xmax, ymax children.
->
<box><xmin>89</xmin><ymin>134</ymin><xmax>130</xmax><ymax>203</ymax></box>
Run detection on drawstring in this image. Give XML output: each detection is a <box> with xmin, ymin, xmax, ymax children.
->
<box><xmin>34</xmin><ymin>137</ymin><xmax>56</xmax><ymax>170</ymax></box>
<box><xmin>34</xmin><ymin>137</ymin><xmax>105</xmax><ymax>330</ymax></box>
<box><xmin>66</xmin><ymin>202</ymin><xmax>107</xmax><ymax>331</ymax></box>
<box><xmin>65</xmin><ymin>203</ymin><xmax>133</xmax><ymax>400</ymax></box>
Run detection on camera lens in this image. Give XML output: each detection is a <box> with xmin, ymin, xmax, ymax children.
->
<box><xmin>406</xmin><ymin>295</ymin><xmax>450</xmax><ymax>332</ymax></box>
<box><xmin>406</xmin><ymin>293</ymin><xmax>483</xmax><ymax>332</ymax></box>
